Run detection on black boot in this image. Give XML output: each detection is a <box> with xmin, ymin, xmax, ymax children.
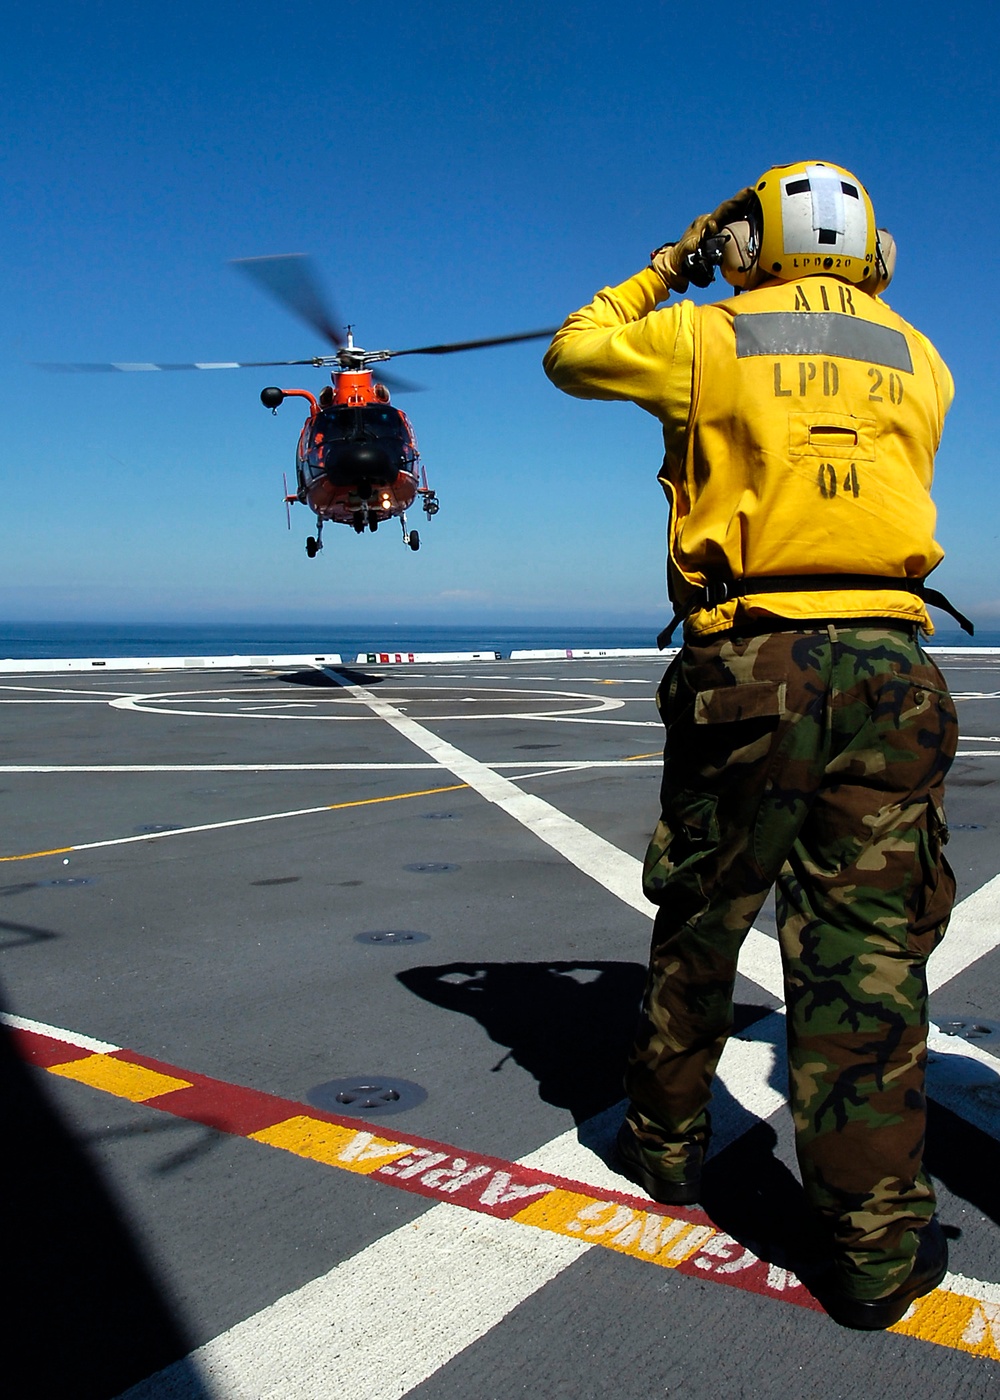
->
<box><xmin>820</xmin><ymin>1216</ymin><xmax>948</xmax><ymax>1331</ymax></box>
<box><xmin>614</xmin><ymin>1123</ymin><xmax>703</xmax><ymax>1207</ymax></box>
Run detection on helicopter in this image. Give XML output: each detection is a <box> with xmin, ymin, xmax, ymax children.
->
<box><xmin>44</xmin><ymin>255</ymin><xmax>557</xmax><ymax>555</ymax></box>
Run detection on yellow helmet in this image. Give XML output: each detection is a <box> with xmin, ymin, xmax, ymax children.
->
<box><xmin>749</xmin><ymin>160</ymin><xmax>880</xmax><ymax>287</ymax></box>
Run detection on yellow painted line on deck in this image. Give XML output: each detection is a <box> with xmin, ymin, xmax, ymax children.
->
<box><xmin>48</xmin><ymin>1054</ymin><xmax>191</xmax><ymax>1102</ymax></box>
<box><xmin>254</xmin><ymin>1118</ymin><xmax>717</xmax><ymax>1272</ymax></box>
<box><xmin>512</xmin><ymin>1189</ymin><xmax>714</xmax><ymax>1266</ymax></box>
<box><xmin>18</xmin><ymin>1019</ymin><xmax>1000</xmax><ymax>1367</ymax></box>
<box><xmin>0</xmin><ymin>783</ymin><xmax>469</xmax><ymax>862</ymax></box>
<box><xmin>894</xmin><ymin>1288</ymin><xmax>1000</xmax><ymax>1357</ymax></box>
<box><xmin>250</xmin><ymin>1117</ymin><xmax>416</xmax><ymax>1174</ymax></box>
<box><xmin>0</xmin><ymin>845</ymin><xmax>74</xmax><ymax>862</ymax></box>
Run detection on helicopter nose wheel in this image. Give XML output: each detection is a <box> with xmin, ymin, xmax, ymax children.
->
<box><xmin>368</xmin><ymin>515</ymin><xmax>378</xmax><ymax>532</ymax></box>
<box><xmin>352</xmin><ymin>510</ymin><xmax>366</xmax><ymax>533</ymax></box>
<box><xmin>399</xmin><ymin>513</ymin><xmax>420</xmax><ymax>551</ymax></box>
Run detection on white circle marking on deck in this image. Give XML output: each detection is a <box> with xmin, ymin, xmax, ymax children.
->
<box><xmin>109</xmin><ymin>683</ymin><xmax>629</xmax><ymax>723</ymax></box>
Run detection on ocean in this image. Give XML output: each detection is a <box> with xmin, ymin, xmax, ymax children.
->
<box><xmin>1</xmin><ymin>620</ymin><xmax>998</xmax><ymax>661</ymax></box>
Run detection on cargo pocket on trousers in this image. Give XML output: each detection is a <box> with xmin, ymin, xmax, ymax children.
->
<box><xmin>642</xmin><ymin>793</ymin><xmax>721</xmax><ymax>905</ymax></box>
<box><xmin>692</xmin><ymin>680</ymin><xmax>786</xmax><ymax>788</ymax></box>
<box><xmin>909</xmin><ymin>794</ymin><xmax>956</xmax><ymax>955</ymax></box>
<box><xmin>643</xmin><ymin>680</ymin><xmax>785</xmax><ymax>903</ymax></box>
<box><xmin>692</xmin><ymin>681</ymin><xmax>787</xmax><ymax>728</ymax></box>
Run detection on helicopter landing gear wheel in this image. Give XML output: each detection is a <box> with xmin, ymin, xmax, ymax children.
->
<box><xmin>306</xmin><ymin>519</ymin><xmax>324</xmax><ymax>557</ymax></box>
<box><xmin>408</xmin><ymin>529</ymin><xmax>420</xmax><ymax>551</ymax></box>
<box><xmin>352</xmin><ymin>510</ymin><xmax>365</xmax><ymax>533</ymax></box>
<box><xmin>369</xmin><ymin>516</ymin><xmax>378</xmax><ymax>532</ymax></box>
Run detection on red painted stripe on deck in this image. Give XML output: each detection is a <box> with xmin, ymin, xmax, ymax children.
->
<box><xmin>16</xmin><ymin>1023</ymin><xmax>1000</xmax><ymax>1360</ymax></box>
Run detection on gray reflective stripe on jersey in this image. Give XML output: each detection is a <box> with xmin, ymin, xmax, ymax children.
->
<box><xmin>735</xmin><ymin>313</ymin><xmax>914</xmax><ymax>372</ymax></box>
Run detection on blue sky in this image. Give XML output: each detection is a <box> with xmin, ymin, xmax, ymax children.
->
<box><xmin>2</xmin><ymin>1</ymin><xmax>997</xmax><ymax>629</ymax></box>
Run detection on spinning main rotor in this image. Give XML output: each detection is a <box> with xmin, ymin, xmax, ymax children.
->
<box><xmin>42</xmin><ymin>254</ymin><xmax>557</xmax><ymax>383</ymax></box>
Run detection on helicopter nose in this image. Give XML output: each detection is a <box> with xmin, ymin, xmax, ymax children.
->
<box><xmin>325</xmin><ymin>443</ymin><xmax>399</xmax><ymax>488</ymax></box>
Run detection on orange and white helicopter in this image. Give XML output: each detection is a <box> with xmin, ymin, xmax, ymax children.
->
<box><xmin>45</xmin><ymin>255</ymin><xmax>555</xmax><ymax>556</ymax></box>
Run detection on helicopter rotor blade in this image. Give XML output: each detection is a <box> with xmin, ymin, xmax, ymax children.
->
<box><xmin>386</xmin><ymin>328</ymin><xmax>558</xmax><ymax>358</ymax></box>
<box><xmin>35</xmin><ymin>357</ymin><xmax>339</xmax><ymax>373</ymax></box>
<box><xmin>230</xmin><ymin>255</ymin><xmax>345</xmax><ymax>350</ymax></box>
<box><xmin>34</xmin><ymin>358</ymin><xmax>424</xmax><ymax>390</ymax></box>
<box><xmin>373</xmin><ymin>370</ymin><xmax>425</xmax><ymax>394</ymax></box>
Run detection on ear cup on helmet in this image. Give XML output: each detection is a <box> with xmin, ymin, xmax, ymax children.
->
<box><xmin>872</xmin><ymin>229</ymin><xmax>896</xmax><ymax>294</ymax></box>
<box><xmin>720</xmin><ymin>219</ymin><xmax>757</xmax><ymax>289</ymax></box>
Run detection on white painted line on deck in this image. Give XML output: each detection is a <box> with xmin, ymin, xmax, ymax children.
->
<box><xmin>118</xmin><ymin>1202</ymin><xmax>589</xmax><ymax>1400</ymax></box>
<box><xmin>504</xmin><ymin>714</ymin><xmax>661</xmax><ymax>728</ymax></box>
<box><xmin>16</xmin><ymin>659</ymin><xmax>998</xmax><ymax>1398</ymax></box>
<box><xmin>108</xmin><ymin>685</ymin><xmax>632</xmax><ymax>726</ymax></box>
<box><xmin>2</xmin><ymin>1012</ymin><xmax>119</xmax><ymax>1054</ymax></box>
<box><xmin>108</xmin><ymin>1002</ymin><xmax>1000</xmax><ymax>1400</ymax></box>
<box><xmin>322</xmin><ymin>667</ymin><xmax>785</xmax><ymax>1000</ymax></box>
<box><xmin>321</xmin><ymin>670</ymin><xmax>655</xmax><ymax>918</ymax></box>
<box><xmin>0</xmin><ymin>785</ymin><xmax>470</xmax><ymax>862</ymax></box>
<box><xmin>928</xmin><ymin>873</ymin><xmax>1000</xmax><ymax>993</ymax></box>
<box><xmin>927</xmin><ymin>1022</ymin><xmax>1000</xmax><ymax>1142</ymax></box>
<box><xmin>101</xmin><ymin>659</ymin><xmax>1000</xmax><ymax>1395</ymax></box>
<box><xmin>0</xmin><ymin>683</ymin><xmax>137</xmax><ymax>697</ymax></box>
<box><xmin>0</xmin><ymin>760</ymin><xmax>662</xmax><ymax>774</ymax></box>
<box><xmin>708</xmin><ymin>1002</ymin><xmax>1000</xmax><ymax>1154</ymax></box>
<box><xmin>940</xmin><ymin>1270</ymin><xmax>1000</xmax><ymax>1306</ymax></box>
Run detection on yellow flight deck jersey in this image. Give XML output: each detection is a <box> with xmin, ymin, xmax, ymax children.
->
<box><xmin>543</xmin><ymin>267</ymin><xmax>954</xmax><ymax>636</ymax></box>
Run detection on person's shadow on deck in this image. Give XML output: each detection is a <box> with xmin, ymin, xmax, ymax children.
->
<box><xmin>397</xmin><ymin>958</ymin><xmax>821</xmax><ymax>1274</ymax></box>
<box><xmin>397</xmin><ymin>959</ymin><xmax>645</xmax><ymax>1124</ymax></box>
<box><xmin>399</xmin><ymin>958</ymin><xmax>1000</xmax><ymax>1286</ymax></box>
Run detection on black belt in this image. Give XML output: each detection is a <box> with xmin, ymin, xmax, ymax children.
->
<box><xmin>657</xmin><ymin>574</ymin><xmax>974</xmax><ymax>649</ymax></box>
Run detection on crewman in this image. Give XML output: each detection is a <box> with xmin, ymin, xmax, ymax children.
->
<box><xmin>543</xmin><ymin>160</ymin><xmax>966</xmax><ymax>1330</ymax></box>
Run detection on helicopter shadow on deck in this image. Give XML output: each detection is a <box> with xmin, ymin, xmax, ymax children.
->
<box><xmin>1</xmin><ymin>881</ymin><xmax>64</xmax><ymax>949</ymax></box>
<box><xmin>0</xmin><ymin>917</ymin><xmax>60</xmax><ymax>949</ymax></box>
<box><xmin>398</xmin><ymin>959</ymin><xmax>1000</xmax><ymax>1279</ymax></box>
<box><xmin>277</xmin><ymin>666</ymin><xmax>385</xmax><ymax>688</ymax></box>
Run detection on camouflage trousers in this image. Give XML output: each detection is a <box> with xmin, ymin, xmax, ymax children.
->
<box><xmin>625</xmin><ymin>625</ymin><xmax>958</xmax><ymax>1299</ymax></box>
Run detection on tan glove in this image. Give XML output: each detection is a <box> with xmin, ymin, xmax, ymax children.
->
<box><xmin>650</xmin><ymin>187</ymin><xmax>755</xmax><ymax>294</ymax></box>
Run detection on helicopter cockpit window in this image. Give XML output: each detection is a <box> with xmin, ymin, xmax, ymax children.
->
<box><xmin>317</xmin><ymin>406</ymin><xmax>413</xmax><ymax>456</ymax></box>
<box><xmin>362</xmin><ymin>407</ymin><xmax>410</xmax><ymax>443</ymax></box>
<box><xmin>318</xmin><ymin>408</ymin><xmax>360</xmax><ymax>442</ymax></box>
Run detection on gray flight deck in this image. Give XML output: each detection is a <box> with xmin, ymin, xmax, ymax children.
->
<box><xmin>2</xmin><ymin>646</ymin><xmax>999</xmax><ymax>1398</ymax></box>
